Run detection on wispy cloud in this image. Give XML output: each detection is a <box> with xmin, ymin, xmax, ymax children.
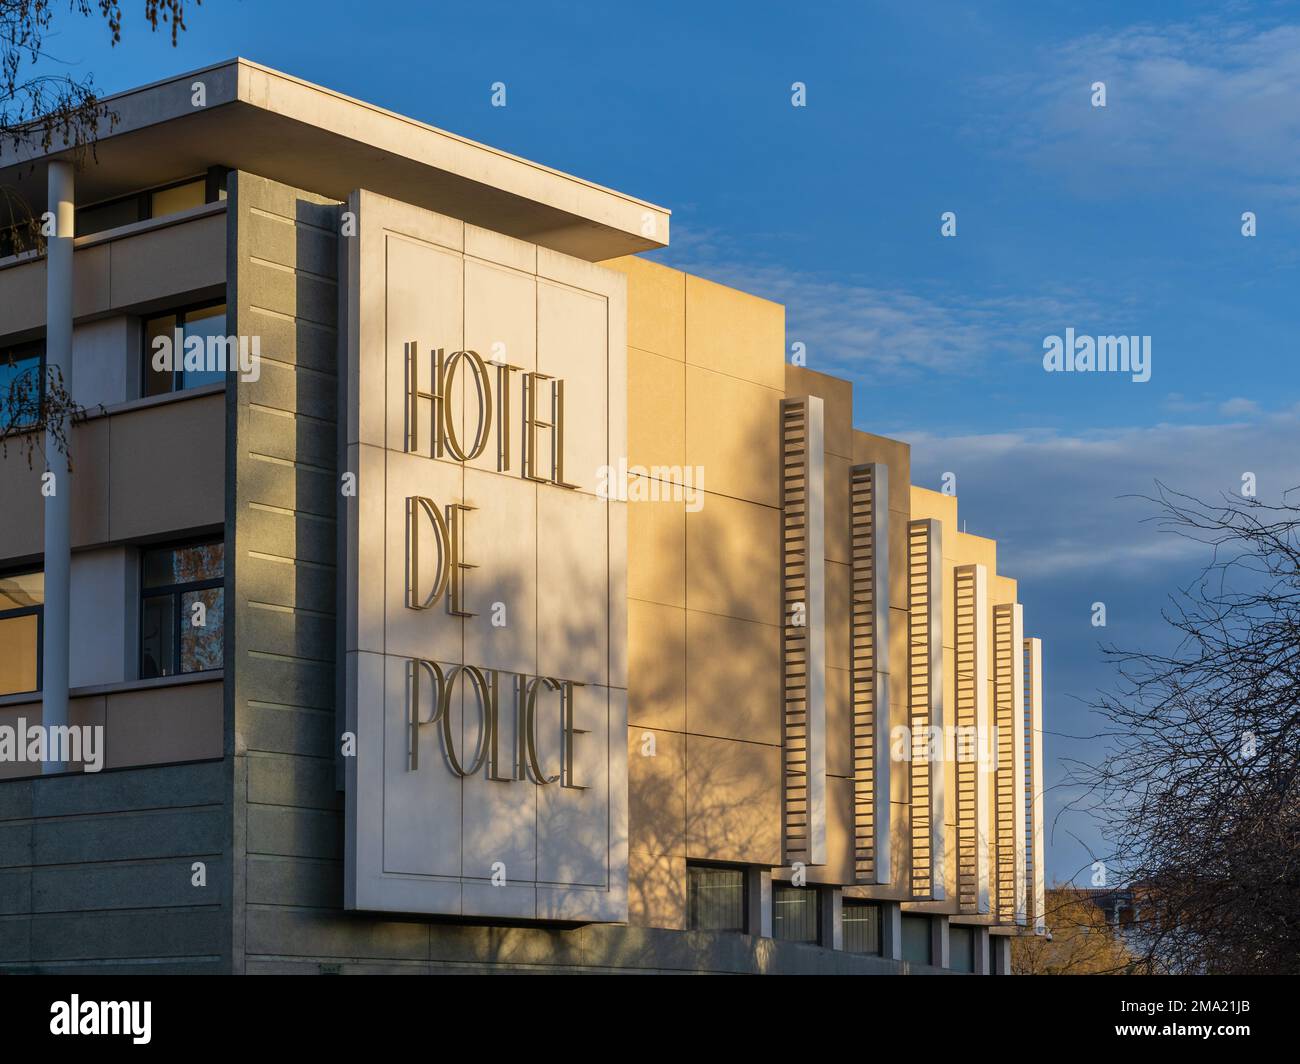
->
<box><xmin>654</xmin><ymin>224</ymin><xmax>1096</xmax><ymax>379</ymax></box>
<box><xmin>904</xmin><ymin>406</ymin><xmax>1300</xmax><ymax>579</ymax></box>
<box><xmin>974</xmin><ymin>16</ymin><xmax>1300</xmax><ymax>200</ymax></box>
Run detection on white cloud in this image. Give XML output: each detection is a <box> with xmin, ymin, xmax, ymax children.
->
<box><xmin>1219</xmin><ymin>396</ymin><xmax>1260</xmax><ymax>416</ymax></box>
<box><xmin>653</xmin><ymin>225</ymin><xmax>1096</xmax><ymax>379</ymax></box>
<box><xmin>976</xmin><ymin>17</ymin><xmax>1300</xmax><ymax>197</ymax></box>
<box><xmin>904</xmin><ymin>409</ymin><xmax>1300</xmax><ymax>579</ymax></box>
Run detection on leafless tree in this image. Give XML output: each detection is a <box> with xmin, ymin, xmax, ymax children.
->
<box><xmin>1070</xmin><ymin>482</ymin><xmax>1300</xmax><ymax>974</ymax></box>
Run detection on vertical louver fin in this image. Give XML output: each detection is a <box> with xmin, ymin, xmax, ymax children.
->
<box><xmin>850</xmin><ymin>463</ymin><xmax>891</xmax><ymax>884</ymax></box>
<box><xmin>781</xmin><ymin>397</ymin><xmax>826</xmax><ymax>867</ymax></box>
<box><xmin>907</xmin><ymin>518</ymin><xmax>944</xmax><ymax>900</ymax></box>
<box><xmin>993</xmin><ymin>602</ymin><xmax>1026</xmax><ymax>924</ymax></box>
<box><xmin>955</xmin><ymin>564</ymin><xmax>990</xmax><ymax>914</ymax></box>
<box><xmin>1024</xmin><ymin>636</ymin><xmax>1045</xmax><ymax>933</ymax></box>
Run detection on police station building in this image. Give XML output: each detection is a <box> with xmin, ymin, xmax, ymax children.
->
<box><xmin>0</xmin><ymin>60</ymin><xmax>1046</xmax><ymax>974</ymax></box>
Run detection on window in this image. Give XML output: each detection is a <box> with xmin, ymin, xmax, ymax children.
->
<box><xmin>142</xmin><ymin>302</ymin><xmax>228</xmax><ymax>396</ymax></box>
<box><xmin>843</xmin><ymin>900</ymin><xmax>882</xmax><ymax>955</ymax></box>
<box><xmin>1</xmin><ymin>341</ymin><xmax>44</xmax><ymax>432</ymax></box>
<box><xmin>76</xmin><ymin>170</ymin><xmax>229</xmax><ymax>239</ymax></box>
<box><xmin>949</xmin><ymin>924</ymin><xmax>975</xmax><ymax>973</ymax></box>
<box><xmin>0</xmin><ymin>570</ymin><xmax>43</xmax><ymax>696</ymax></box>
<box><xmin>140</xmin><ymin>540</ymin><xmax>224</xmax><ymax>678</ymax></box>
<box><xmin>149</xmin><ymin>179</ymin><xmax>207</xmax><ymax>219</ymax></box>
<box><xmin>687</xmin><ymin>864</ymin><xmax>746</xmax><ymax>932</ymax></box>
<box><xmin>901</xmin><ymin>913</ymin><xmax>932</xmax><ymax>965</ymax></box>
<box><xmin>772</xmin><ymin>884</ymin><xmax>819</xmax><ymax>943</ymax></box>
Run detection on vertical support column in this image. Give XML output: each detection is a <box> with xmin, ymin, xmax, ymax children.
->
<box><xmin>42</xmin><ymin>160</ymin><xmax>75</xmax><ymax>775</ymax></box>
<box><xmin>1025</xmin><ymin>637</ymin><xmax>1046</xmax><ymax>934</ymax></box>
<box><xmin>780</xmin><ymin>396</ymin><xmax>826</xmax><ymax>867</ymax></box>
<box><xmin>880</xmin><ymin>900</ymin><xmax>903</xmax><ymax>961</ymax></box>
<box><xmin>820</xmin><ymin>888</ymin><xmax>843</xmax><ymax>950</ymax></box>
<box><xmin>850</xmin><ymin>462</ymin><xmax>891</xmax><ymax>884</ymax></box>
<box><xmin>746</xmin><ymin>867</ymin><xmax>773</xmax><ymax>938</ymax></box>
<box><xmin>973</xmin><ymin>926</ymin><xmax>991</xmax><ymax>974</ymax></box>
<box><xmin>907</xmin><ymin>519</ymin><xmax>944</xmax><ymax>899</ymax></box>
<box><xmin>931</xmin><ymin>914</ymin><xmax>950</xmax><ymax>970</ymax></box>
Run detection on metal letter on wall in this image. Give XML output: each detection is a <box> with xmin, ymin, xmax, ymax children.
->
<box><xmin>907</xmin><ymin>519</ymin><xmax>945</xmax><ymax>900</ymax></box>
<box><xmin>954</xmin><ymin>564</ymin><xmax>990</xmax><ymax>914</ymax></box>
<box><xmin>993</xmin><ymin>602</ymin><xmax>1026</xmax><ymax>924</ymax></box>
<box><xmin>780</xmin><ymin>396</ymin><xmax>827</xmax><ymax>867</ymax></box>
<box><xmin>850</xmin><ymin>463</ymin><xmax>891</xmax><ymax>884</ymax></box>
<box><xmin>1024</xmin><ymin>636</ymin><xmax>1045</xmax><ymax>933</ymax></box>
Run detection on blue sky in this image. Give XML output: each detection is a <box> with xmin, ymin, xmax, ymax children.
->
<box><xmin>34</xmin><ymin>0</ymin><xmax>1300</xmax><ymax>883</ymax></box>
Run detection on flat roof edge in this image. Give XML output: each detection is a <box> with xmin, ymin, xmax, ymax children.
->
<box><xmin>0</xmin><ymin>58</ymin><xmax>669</xmax><ymax>256</ymax></box>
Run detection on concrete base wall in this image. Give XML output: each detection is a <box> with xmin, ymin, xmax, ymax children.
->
<box><xmin>243</xmin><ymin>922</ymin><xmax>949</xmax><ymax>975</ymax></box>
<box><xmin>0</xmin><ymin>762</ymin><xmax>231</xmax><ymax>974</ymax></box>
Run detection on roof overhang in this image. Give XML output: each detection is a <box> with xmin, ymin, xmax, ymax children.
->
<box><xmin>0</xmin><ymin>58</ymin><xmax>669</xmax><ymax>261</ymax></box>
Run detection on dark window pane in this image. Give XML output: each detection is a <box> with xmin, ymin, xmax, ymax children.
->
<box><xmin>949</xmin><ymin>925</ymin><xmax>975</xmax><ymax>973</ymax></box>
<box><xmin>76</xmin><ymin>197</ymin><xmax>143</xmax><ymax>238</ymax></box>
<box><xmin>843</xmin><ymin>902</ymin><xmax>882</xmax><ymax>955</ymax></box>
<box><xmin>180</xmin><ymin>304</ymin><xmax>228</xmax><ymax>389</ymax></box>
<box><xmin>901</xmin><ymin>914</ymin><xmax>931</xmax><ymax>965</ymax></box>
<box><xmin>143</xmin><ymin>313</ymin><xmax>178</xmax><ymax>396</ymax></box>
<box><xmin>140</xmin><ymin>595</ymin><xmax>176</xmax><ymax>679</ymax></box>
<box><xmin>0</xmin><ymin>613</ymin><xmax>40</xmax><ymax>695</ymax></box>
<box><xmin>181</xmin><ymin>586</ymin><xmax>224</xmax><ymax>673</ymax></box>
<box><xmin>772</xmin><ymin>885</ymin><xmax>819</xmax><ymax>942</ymax></box>
<box><xmin>687</xmin><ymin>865</ymin><xmax>745</xmax><ymax>932</ymax></box>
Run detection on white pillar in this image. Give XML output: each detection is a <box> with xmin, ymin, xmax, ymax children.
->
<box><xmin>42</xmin><ymin>160</ymin><xmax>74</xmax><ymax>774</ymax></box>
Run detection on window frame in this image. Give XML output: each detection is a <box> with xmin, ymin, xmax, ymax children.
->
<box><xmin>140</xmin><ymin>299</ymin><xmax>229</xmax><ymax>397</ymax></box>
<box><xmin>842</xmin><ymin>899</ymin><xmax>883</xmax><ymax>955</ymax></box>
<box><xmin>771</xmin><ymin>882</ymin><xmax>821</xmax><ymax>944</ymax></box>
<box><xmin>75</xmin><ymin>169</ymin><xmax>228</xmax><ymax>239</ymax></box>
<box><xmin>0</xmin><ymin>339</ymin><xmax>46</xmax><ymax>435</ymax></box>
<box><xmin>685</xmin><ymin>861</ymin><xmax>750</xmax><ymax>934</ymax></box>
<box><xmin>138</xmin><ymin>538</ymin><xmax>225</xmax><ymax>680</ymax></box>
<box><xmin>948</xmin><ymin>923</ymin><xmax>976</xmax><ymax>973</ymax></box>
<box><xmin>0</xmin><ymin>567</ymin><xmax>44</xmax><ymax>696</ymax></box>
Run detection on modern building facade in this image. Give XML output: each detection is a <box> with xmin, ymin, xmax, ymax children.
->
<box><xmin>0</xmin><ymin>60</ymin><xmax>1046</xmax><ymax>974</ymax></box>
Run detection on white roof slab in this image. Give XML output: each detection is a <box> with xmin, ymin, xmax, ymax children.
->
<box><xmin>0</xmin><ymin>58</ymin><xmax>669</xmax><ymax>260</ymax></box>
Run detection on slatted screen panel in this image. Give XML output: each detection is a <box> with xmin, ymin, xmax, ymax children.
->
<box><xmin>993</xmin><ymin>602</ymin><xmax>1026</xmax><ymax>924</ymax></box>
<box><xmin>780</xmin><ymin>397</ymin><xmax>826</xmax><ymax>867</ymax></box>
<box><xmin>954</xmin><ymin>565</ymin><xmax>981</xmax><ymax>913</ymax></box>
<box><xmin>907</xmin><ymin>519</ymin><xmax>943</xmax><ymax>900</ymax></box>
<box><xmin>850</xmin><ymin>463</ymin><xmax>887</xmax><ymax>884</ymax></box>
<box><xmin>781</xmin><ymin>400</ymin><xmax>812</xmax><ymax>864</ymax></box>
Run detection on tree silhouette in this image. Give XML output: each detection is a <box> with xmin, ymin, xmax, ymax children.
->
<box><xmin>1071</xmin><ymin>483</ymin><xmax>1300</xmax><ymax>974</ymax></box>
